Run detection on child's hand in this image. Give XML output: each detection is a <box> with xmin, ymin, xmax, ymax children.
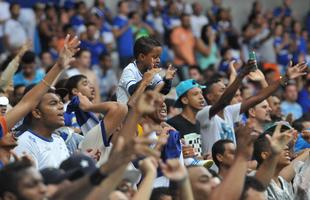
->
<box><xmin>165</xmin><ymin>64</ymin><xmax>177</xmax><ymax>80</ymax></box>
<box><xmin>143</xmin><ymin>68</ymin><xmax>161</xmax><ymax>85</ymax></box>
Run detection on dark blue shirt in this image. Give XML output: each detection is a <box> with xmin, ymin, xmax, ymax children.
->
<box><xmin>80</xmin><ymin>40</ymin><xmax>107</xmax><ymax>65</ymax></box>
<box><xmin>298</xmin><ymin>88</ymin><xmax>310</xmax><ymax>114</ymax></box>
<box><xmin>113</xmin><ymin>15</ymin><xmax>134</xmax><ymax>57</ymax></box>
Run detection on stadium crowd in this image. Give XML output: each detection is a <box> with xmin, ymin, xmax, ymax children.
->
<box><xmin>0</xmin><ymin>0</ymin><xmax>310</xmax><ymax>199</ymax></box>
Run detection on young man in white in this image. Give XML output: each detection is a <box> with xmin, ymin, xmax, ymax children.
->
<box><xmin>14</xmin><ymin>90</ymin><xmax>70</xmax><ymax>169</ymax></box>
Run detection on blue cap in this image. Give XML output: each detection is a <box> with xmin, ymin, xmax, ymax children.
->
<box><xmin>174</xmin><ymin>79</ymin><xmax>206</xmax><ymax>108</ymax></box>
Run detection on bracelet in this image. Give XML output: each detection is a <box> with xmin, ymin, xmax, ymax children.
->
<box><xmin>89</xmin><ymin>168</ymin><xmax>108</xmax><ymax>185</ymax></box>
<box><xmin>41</xmin><ymin>79</ymin><xmax>52</xmax><ymax>88</ymax></box>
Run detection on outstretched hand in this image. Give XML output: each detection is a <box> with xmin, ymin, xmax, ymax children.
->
<box><xmin>239</xmin><ymin>60</ymin><xmax>257</xmax><ymax>77</ymax></box>
<box><xmin>143</xmin><ymin>68</ymin><xmax>161</xmax><ymax>85</ymax></box>
<box><xmin>136</xmin><ymin>91</ymin><xmax>163</xmax><ymax>114</ymax></box>
<box><xmin>266</xmin><ymin>123</ymin><xmax>293</xmax><ymax>155</ymax></box>
<box><xmin>286</xmin><ymin>61</ymin><xmax>307</xmax><ymax>79</ymax></box>
<box><xmin>165</xmin><ymin>64</ymin><xmax>177</xmax><ymax>80</ymax></box>
<box><xmin>248</xmin><ymin>69</ymin><xmax>266</xmax><ymax>82</ymax></box>
<box><xmin>235</xmin><ymin>123</ymin><xmax>259</xmax><ymax>159</ymax></box>
<box><xmin>57</xmin><ymin>35</ymin><xmax>80</xmax><ymax>69</ymax></box>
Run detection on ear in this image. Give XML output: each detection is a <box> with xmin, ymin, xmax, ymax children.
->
<box><xmin>72</xmin><ymin>88</ymin><xmax>79</xmax><ymax>96</ymax></box>
<box><xmin>181</xmin><ymin>96</ymin><xmax>188</xmax><ymax>106</ymax></box>
<box><xmin>3</xmin><ymin>192</ymin><xmax>17</xmax><ymax>200</ymax></box>
<box><xmin>206</xmin><ymin>93</ymin><xmax>213</xmax><ymax>103</ymax></box>
<box><xmin>248</xmin><ymin>108</ymin><xmax>255</xmax><ymax>118</ymax></box>
<box><xmin>138</xmin><ymin>53</ymin><xmax>145</xmax><ymax>61</ymax></box>
<box><xmin>216</xmin><ymin>153</ymin><xmax>224</xmax><ymax>163</ymax></box>
<box><xmin>261</xmin><ymin>152</ymin><xmax>270</xmax><ymax>160</ymax></box>
<box><xmin>32</xmin><ymin>109</ymin><xmax>42</xmax><ymax>120</ymax></box>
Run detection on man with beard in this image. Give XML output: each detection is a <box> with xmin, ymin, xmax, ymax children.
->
<box><xmin>247</xmin><ymin>100</ymin><xmax>272</xmax><ymax>134</ymax></box>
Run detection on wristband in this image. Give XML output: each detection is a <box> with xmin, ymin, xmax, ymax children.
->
<box><xmin>89</xmin><ymin>169</ymin><xmax>108</xmax><ymax>185</ymax></box>
<box><xmin>42</xmin><ymin>79</ymin><xmax>52</xmax><ymax>88</ymax></box>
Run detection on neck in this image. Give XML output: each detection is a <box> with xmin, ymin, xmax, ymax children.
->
<box><xmin>30</xmin><ymin>123</ymin><xmax>54</xmax><ymax>139</ymax></box>
<box><xmin>249</xmin><ymin>118</ymin><xmax>264</xmax><ymax>133</ymax></box>
<box><xmin>272</xmin><ymin>166</ymin><xmax>283</xmax><ymax>186</ymax></box>
<box><xmin>218</xmin><ymin>166</ymin><xmax>230</xmax><ymax>179</ymax></box>
<box><xmin>136</xmin><ymin>61</ymin><xmax>147</xmax><ymax>74</ymax></box>
<box><xmin>181</xmin><ymin>107</ymin><xmax>198</xmax><ymax>124</ymax></box>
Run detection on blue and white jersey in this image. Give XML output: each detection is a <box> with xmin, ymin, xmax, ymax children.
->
<box><xmin>117</xmin><ymin>61</ymin><xmax>163</xmax><ymax>104</ymax></box>
<box><xmin>14</xmin><ymin>130</ymin><xmax>70</xmax><ymax>169</ymax></box>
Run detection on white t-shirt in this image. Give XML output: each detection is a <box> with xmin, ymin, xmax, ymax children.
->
<box><xmin>191</xmin><ymin>15</ymin><xmax>209</xmax><ymax>38</ymax></box>
<box><xmin>116</xmin><ymin>61</ymin><xmax>163</xmax><ymax>104</ymax></box>
<box><xmin>14</xmin><ymin>131</ymin><xmax>70</xmax><ymax>170</ymax></box>
<box><xmin>196</xmin><ymin>103</ymin><xmax>241</xmax><ymax>154</ymax></box>
<box><xmin>4</xmin><ymin>19</ymin><xmax>27</xmax><ymax>48</ymax></box>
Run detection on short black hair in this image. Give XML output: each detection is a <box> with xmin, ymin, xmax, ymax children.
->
<box><xmin>189</xmin><ymin>65</ymin><xmax>202</xmax><ymax>74</ymax></box>
<box><xmin>13</xmin><ymin>84</ymin><xmax>26</xmax><ymax>95</ymax></box>
<box><xmin>99</xmin><ymin>52</ymin><xmax>110</xmax><ymax>61</ymax></box>
<box><xmin>293</xmin><ymin>117</ymin><xmax>306</xmax><ymax>132</ymax></box>
<box><xmin>22</xmin><ymin>51</ymin><xmax>36</xmax><ymax>64</ymax></box>
<box><xmin>203</xmin><ymin>78</ymin><xmax>221</xmax><ymax>104</ymax></box>
<box><xmin>150</xmin><ymin>187</ymin><xmax>171</xmax><ymax>200</ymax></box>
<box><xmin>66</xmin><ymin>75</ymin><xmax>87</xmax><ymax>99</ymax></box>
<box><xmin>133</xmin><ymin>36</ymin><xmax>161</xmax><ymax>59</ymax></box>
<box><xmin>240</xmin><ymin>176</ymin><xmax>265</xmax><ymax>200</ymax></box>
<box><xmin>212</xmin><ymin>139</ymin><xmax>234</xmax><ymax>167</ymax></box>
<box><xmin>0</xmin><ymin>159</ymin><xmax>33</xmax><ymax>197</ymax></box>
<box><xmin>253</xmin><ymin>135</ymin><xmax>271</xmax><ymax>166</ymax></box>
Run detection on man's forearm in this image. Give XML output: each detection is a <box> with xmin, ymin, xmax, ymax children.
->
<box><xmin>210</xmin><ymin>155</ymin><xmax>248</xmax><ymax>200</ymax></box>
<box><xmin>5</xmin><ymin>62</ymin><xmax>63</xmax><ymax>130</ymax></box>
<box><xmin>255</xmin><ymin>153</ymin><xmax>279</xmax><ymax>188</ymax></box>
<box><xmin>240</xmin><ymin>80</ymin><xmax>280</xmax><ymax>114</ymax></box>
<box><xmin>132</xmin><ymin>172</ymin><xmax>157</xmax><ymax>200</ymax></box>
<box><xmin>86</xmin><ymin>165</ymin><xmax>128</xmax><ymax>200</ymax></box>
<box><xmin>209</xmin><ymin>76</ymin><xmax>243</xmax><ymax>118</ymax></box>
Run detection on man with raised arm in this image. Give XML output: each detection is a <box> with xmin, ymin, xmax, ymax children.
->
<box><xmin>197</xmin><ymin>61</ymin><xmax>307</xmax><ymax>154</ymax></box>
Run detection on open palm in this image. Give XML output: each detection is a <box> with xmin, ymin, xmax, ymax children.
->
<box><xmin>58</xmin><ymin>35</ymin><xmax>80</xmax><ymax>69</ymax></box>
<box><xmin>286</xmin><ymin>61</ymin><xmax>307</xmax><ymax>79</ymax></box>
<box><xmin>266</xmin><ymin>124</ymin><xmax>293</xmax><ymax>154</ymax></box>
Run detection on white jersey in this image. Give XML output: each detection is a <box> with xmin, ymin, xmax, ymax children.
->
<box><xmin>116</xmin><ymin>61</ymin><xmax>163</xmax><ymax>104</ymax></box>
<box><xmin>14</xmin><ymin>130</ymin><xmax>70</xmax><ymax>169</ymax></box>
<box><xmin>196</xmin><ymin>103</ymin><xmax>241</xmax><ymax>154</ymax></box>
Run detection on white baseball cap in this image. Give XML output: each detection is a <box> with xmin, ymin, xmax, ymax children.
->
<box><xmin>0</xmin><ymin>96</ymin><xmax>9</xmax><ymax>106</ymax></box>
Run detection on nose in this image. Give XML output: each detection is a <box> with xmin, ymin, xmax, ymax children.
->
<box><xmin>38</xmin><ymin>182</ymin><xmax>47</xmax><ymax>195</ymax></box>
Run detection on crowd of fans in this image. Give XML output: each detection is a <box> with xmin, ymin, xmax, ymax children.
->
<box><xmin>0</xmin><ymin>0</ymin><xmax>310</xmax><ymax>199</ymax></box>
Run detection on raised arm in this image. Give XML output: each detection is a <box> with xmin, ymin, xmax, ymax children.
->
<box><xmin>132</xmin><ymin>157</ymin><xmax>158</xmax><ymax>200</ymax></box>
<box><xmin>209</xmin><ymin>60</ymin><xmax>255</xmax><ymax>118</ymax></box>
<box><xmin>240</xmin><ymin>61</ymin><xmax>307</xmax><ymax>114</ymax></box>
<box><xmin>5</xmin><ymin>35</ymin><xmax>80</xmax><ymax>130</ymax></box>
<box><xmin>161</xmin><ymin>159</ymin><xmax>194</xmax><ymax>200</ymax></box>
<box><xmin>0</xmin><ymin>41</ymin><xmax>31</xmax><ymax>89</ymax></box>
<box><xmin>255</xmin><ymin>124</ymin><xmax>293</xmax><ymax>188</ymax></box>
